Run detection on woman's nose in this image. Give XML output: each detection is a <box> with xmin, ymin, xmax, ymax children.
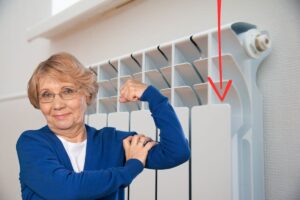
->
<box><xmin>52</xmin><ymin>95</ymin><xmax>66</xmax><ymax>110</ymax></box>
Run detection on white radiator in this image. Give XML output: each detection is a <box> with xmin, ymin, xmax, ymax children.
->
<box><xmin>87</xmin><ymin>22</ymin><xmax>271</xmax><ymax>200</ymax></box>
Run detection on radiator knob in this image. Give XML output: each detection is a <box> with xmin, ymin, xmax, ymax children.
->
<box><xmin>243</xmin><ymin>29</ymin><xmax>271</xmax><ymax>58</ymax></box>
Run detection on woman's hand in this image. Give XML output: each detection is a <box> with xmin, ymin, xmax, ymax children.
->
<box><xmin>119</xmin><ymin>79</ymin><xmax>148</xmax><ymax>103</ymax></box>
<box><xmin>123</xmin><ymin>135</ymin><xmax>157</xmax><ymax>166</ymax></box>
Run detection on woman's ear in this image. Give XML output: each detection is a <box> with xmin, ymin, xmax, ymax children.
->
<box><xmin>85</xmin><ymin>94</ymin><xmax>93</xmax><ymax>106</ymax></box>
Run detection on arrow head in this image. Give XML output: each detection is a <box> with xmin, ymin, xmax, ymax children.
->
<box><xmin>208</xmin><ymin>77</ymin><xmax>233</xmax><ymax>102</ymax></box>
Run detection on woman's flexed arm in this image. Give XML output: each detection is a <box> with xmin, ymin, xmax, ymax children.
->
<box><xmin>119</xmin><ymin>80</ymin><xmax>190</xmax><ymax>170</ymax></box>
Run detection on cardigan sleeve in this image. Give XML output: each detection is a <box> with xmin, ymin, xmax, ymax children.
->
<box><xmin>139</xmin><ymin>85</ymin><xmax>191</xmax><ymax>169</ymax></box>
<box><xmin>16</xmin><ymin>132</ymin><xmax>143</xmax><ymax>200</ymax></box>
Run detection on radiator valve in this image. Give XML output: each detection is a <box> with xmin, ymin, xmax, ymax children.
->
<box><xmin>243</xmin><ymin>29</ymin><xmax>271</xmax><ymax>58</ymax></box>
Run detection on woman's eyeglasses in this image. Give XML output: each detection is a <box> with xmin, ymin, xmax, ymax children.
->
<box><xmin>39</xmin><ymin>87</ymin><xmax>80</xmax><ymax>103</ymax></box>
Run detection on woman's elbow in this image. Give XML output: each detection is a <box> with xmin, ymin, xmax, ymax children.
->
<box><xmin>179</xmin><ymin>144</ymin><xmax>191</xmax><ymax>163</ymax></box>
<box><xmin>173</xmin><ymin>141</ymin><xmax>190</xmax><ymax>165</ymax></box>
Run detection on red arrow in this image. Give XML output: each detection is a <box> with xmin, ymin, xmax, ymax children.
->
<box><xmin>208</xmin><ymin>77</ymin><xmax>232</xmax><ymax>101</ymax></box>
<box><xmin>208</xmin><ymin>0</ymin><xmax>232</xmax><ymax>102</ymax></box>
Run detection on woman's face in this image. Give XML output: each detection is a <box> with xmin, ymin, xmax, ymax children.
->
<box><xmin>38</xmin><ymin>76</ymin><xmax>87</xmax><ymax>132</ymax></box>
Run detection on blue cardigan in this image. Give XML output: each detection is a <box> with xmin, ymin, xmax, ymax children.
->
<box><xmin>16</xmin><ymin>86</ymin><xmax>190</xmax><ymax>200</ymax></box>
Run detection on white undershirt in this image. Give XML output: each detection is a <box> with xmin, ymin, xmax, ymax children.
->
<box><xmin>57</xmin><ymin>135</ymin><xmax>87</xmax><ymax>173</ymax></box>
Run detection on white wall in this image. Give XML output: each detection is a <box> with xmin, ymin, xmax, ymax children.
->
<box><xmin>0</xmin><ymin>0</ymin><xmax>299</xmax><ymax>199</ymax></box>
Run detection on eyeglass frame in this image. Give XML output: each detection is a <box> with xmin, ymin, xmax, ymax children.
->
<box><xmin>38</xmin><ymin>87</ymin><xmax>81</xmax><ymax>103</ymax></box>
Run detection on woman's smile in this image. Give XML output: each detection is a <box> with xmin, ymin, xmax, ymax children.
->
<box><xmin>53</xmin><ymin>113</ymin><xmax>71</xmax><ymax>120</ymax></box>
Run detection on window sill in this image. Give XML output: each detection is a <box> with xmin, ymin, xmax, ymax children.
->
<box><xmin>26</xmin><ymin>0</ymin><xmax>133</xmax><ymax>41</ymax></box>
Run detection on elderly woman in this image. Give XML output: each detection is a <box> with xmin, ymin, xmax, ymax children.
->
<box><xmin>16</xmin><ymin>52</ymin><xmax>190</xmax><ymax>200</ymax></box>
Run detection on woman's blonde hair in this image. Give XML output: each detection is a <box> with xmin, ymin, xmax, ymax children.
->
<box><xmin>28</xmin><ymin>52</ymin><xmax>98</xmax><ymax>109</ymax></box>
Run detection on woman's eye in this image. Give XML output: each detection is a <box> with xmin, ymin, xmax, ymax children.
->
<box><xmin>41</xmin><ymin>92</ymin><xmax>52</xmax><ymax>98</ymax></box>
<box><xmin>62</xmin><ymin>88</ymin><xmax>75</xmax><ymax>95</ymax></box>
